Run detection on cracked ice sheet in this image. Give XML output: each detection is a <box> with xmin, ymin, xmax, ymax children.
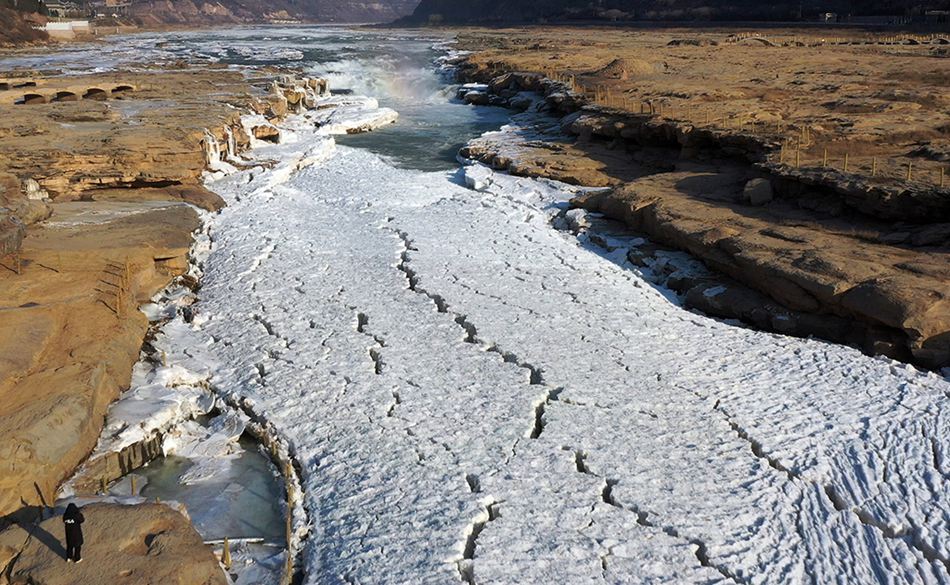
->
<box><xmin>407</xmin><ymin>164</ymin><xmax>950</xmax><ymax>583</ymax></box>
<box><xmin>193</xmin><ymin>130</ymin><xmax>949</xmax><ymax>584</ymax></box>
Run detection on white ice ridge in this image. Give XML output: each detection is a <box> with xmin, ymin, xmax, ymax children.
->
<box><xmin>77</xmin><ymin>290</ymin><xmax>219</xmax><ymax>460</ymax></box>
<box><xmin>188</xmin><ymin>118</ymin><xmax>950</xmax><ymax>584</ymax></box>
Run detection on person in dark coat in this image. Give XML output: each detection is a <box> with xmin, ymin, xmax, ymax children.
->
<box><xmin>62</xmin><ymin>503</ymin><xmax>85</xmax><ymax>563</ymax></box>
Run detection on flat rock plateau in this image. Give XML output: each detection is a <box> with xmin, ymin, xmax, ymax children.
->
<box><xmin>0</xmin><ymin>503</ymin><xmax>226</xmax><ymax>584</ymax></box>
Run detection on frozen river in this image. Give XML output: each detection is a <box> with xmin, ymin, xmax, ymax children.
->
<box><xmin>10</xmin><ymin>27</ymin><xmax>949</xmax><ymax>584</ymax></box>
<box><xmin>196</xmin><ymin>30</ymin><xmax>948</xmax><ymax>584</ymax></box>
<box><xmin>199</xmin><ymin>145</ymin><xmax>950</xmax><ymax>584</ymax></box>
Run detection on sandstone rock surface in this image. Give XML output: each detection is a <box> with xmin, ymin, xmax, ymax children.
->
<box><xmin>456</xmin><ymin>27</ymin><xmax>950</xmax><ymax>219</ymax></box>
<box><xmin>0</xmin><ymin>209</ymin><xmax>24</xmax><ymax>259</ymax></box>
<box><xmin>574</xmin><ymin>169</ymin><xmax>950</xmax><ymax>367</ymax></box>
<box><xmin>252</xmin><ymin>123</ymin><xmax>281</xmax><ymax>143</ymax></box>
<box><xmin>0</xmin><ymin>503</ymin><xmax>226</xmax><ymax>585</ymax></box>
<box><xmin>0</xmin><ymin>70</ymin><xmax>254</xmax><ymax>204</ymax></box>
<box><xmin>743</xmin><ymin>177</ymin><xmax>773</xmax><ymax>205</ymax></box>
<box><xmin>0</xmin><ymin>202</ymin><xmax>200</xmax><ymax>518</ymax></box>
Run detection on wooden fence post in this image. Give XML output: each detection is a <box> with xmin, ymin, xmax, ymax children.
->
<box><xmin>223</xmin><ymin>537</ymin><xmax>232</xmax><ymax>570</ymax></box>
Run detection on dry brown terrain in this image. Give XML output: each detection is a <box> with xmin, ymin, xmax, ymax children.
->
<box><xmin>458</xmin><ymin>27</ymin><xmax>950</xmax><ymax>185</ymax></box>
<box><xmin>456</xmin><ymin>28</ymin><xmax>950</xmax><ymax>367</ymax></box>
<box><xmin>0</xmin><ymin>202</ymin><xmax>199</xmax><ymax>514</ymax></box>
<box><xmin>0</xmin><ymin>8</ymin><xmax>48</xmax><ymax>48</ymax></box>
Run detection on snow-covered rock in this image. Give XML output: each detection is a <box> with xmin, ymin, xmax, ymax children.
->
<box><xmin>312</xmin><ymin>106</ymin><xmax>398</xmax><ymax>135</ymax></box>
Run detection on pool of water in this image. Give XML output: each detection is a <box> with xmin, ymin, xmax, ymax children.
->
<box><xmin>137</xmin><ymin>434</ymin><xmax>286</xmax><ymax>543</ymax></box>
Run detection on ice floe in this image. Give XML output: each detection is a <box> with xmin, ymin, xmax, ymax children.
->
<box><xmin>311</xmin><ymin>105</ymin><xmax>399</xmax><ymax>135</ymax></box>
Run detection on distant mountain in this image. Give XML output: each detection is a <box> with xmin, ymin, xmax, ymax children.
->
<box><xmin>312</xmin><ymin>0</ymin><xmax>421</xmax><ymax>22</ymax></box>
<box><xmin>124</xmin><ymin>0</ymin><xmax>420</xmax><ymax>24</ymax></box>
<box><xmin>126</xmin><ymin>0</ymin><xmax>420</xmax><ymax>24</ymax></box>
<box><xmin>399</xmin><ymin>0</ymin><xmax>950</xmax><ymax>24</ymax></box>
<box><xmin>0</xmin><ymin>0</ymin><xmax>419</xmax><ymax>46</ymax></box>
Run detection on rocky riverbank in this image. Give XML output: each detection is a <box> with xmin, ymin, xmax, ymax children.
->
<box><xmin>0</xmin><ymin>60</ymin><xmax>330</xmax><ymax>581</ymax></box>
<box><xmin>453</xmin><ymin>28</ymin><xmax>950</xmax><ymax>369</ymax></box>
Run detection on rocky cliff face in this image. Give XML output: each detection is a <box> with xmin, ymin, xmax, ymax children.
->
<box><xmin>0</xmin><ymin>7</ymin><xmax>47</xmax><ymax>47</ymax></box>
<box><xmin>401</xmin><ymin>0</ymin><xmax>950</xmax><ymax>23</ymax></box>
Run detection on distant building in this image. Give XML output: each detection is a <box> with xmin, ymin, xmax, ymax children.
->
<box><xmin>104</xmin><ymin>0</ymin><xmax>129</xmax><ymax>15</ymax></box>
<box><xmin>87</xmin><ymin>0</ymin><xmax>128</xmax><ymax>17</ymax></box>
<box><xmin>42</xmin><ymin>0</ymin><xmax>85</xmax><ymax>18</ymax></box>
<box><xmin>42</xmin><ymin>0</ymin><xmax>68</xmax><ymax>17</ymax></box>
<box><xmin>43</xmin><ymin>19</ymin><xmax>90</xmax><ymax>36</ymax></box>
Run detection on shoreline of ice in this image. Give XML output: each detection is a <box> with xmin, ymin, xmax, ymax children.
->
<box><xmin>56</xmin><ymin>210</ymin><xmax>293</xmax><ymax>585</ymax></box>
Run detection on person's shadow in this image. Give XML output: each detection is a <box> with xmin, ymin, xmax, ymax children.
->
<box><xmin>19</xmin><ymin>485</ymin><xmax>68</xmax><ymax>560</ymax></box>
<box><xmin>25</xmin><ymin>522</ymin><xmax>67</xmax><ymax>560</ymax></box>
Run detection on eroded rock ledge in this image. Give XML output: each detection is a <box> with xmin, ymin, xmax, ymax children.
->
<box><xmin>454</xmin><ymin>68</ymin><xmax>950</xmax><ymax>368</ymax></box>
